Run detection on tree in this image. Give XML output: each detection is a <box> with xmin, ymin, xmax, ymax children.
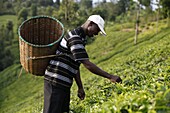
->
<box><xmin>60</xmin><ymin>0</ymin><xmax>78</xmax><ymax>23</ymax></box>
<box><xmin>134</xmin><ymin>0</ymin><xmax>151</xmax><ymax>44</ymax></box>
<box><xmin>18</xmin><ymin>8</ymin><xmax>28</xmax><ymax>20</ymax></box>
<box><xmin>77</xmin><ymin>0</ymin><xmax>93</xmax><ymax>19</ymax></box>
<box><xmin>38</xmin><ymin>0</ymin><xmax>54</xmax><ymax>7</ymax></box>
<box><xmin>117</xmin><ymin>0</ymin><xmax>131</xmax><ymax>15</ymax></box>
<box><xmin>56</xmin><ymin>0</ymin><xmax>60</xmax><ymax>6</ymax></box>
<box><xmin>5</xmin><ymin>21</ymin><xmax>14</xmax><ymax>43</ymax></box>
<box><xmin>46</xmin><ymin>6</ymin><xmax>54</xmax><ymax>16</ymax></box>
<box><xmin>160</xmin><ymin>0</ymin><xmax>170</xmax><ymax>27</ymax></box>
<box><xmin>54</xmin><ymin>0</ymin><xmax>60</xmax><ymax>9</ymax></box>
<box><xmin>80</xmin><ymin>0</ymin><xmax>92</xmax><ymax>9</ymax></box>
<box><xmin>13</xmin><ymin>0</ymin><xmax>22</xmax><ymax>15</ymax></box>
<box><xmin>1</xmin><ymin>49</ymin><xmax>14</xmax><ymax>70</ymax></box>
<box><xmin>0</xmin><ymin>24</ymin><xmax>14</xmax><ymax>71</ymax></box>
<box><xmin>0</xmin><ymin>1</ymin><xmax>3</xmax><ymax>14</ymax></box>
<box><xmin>0</xmin><ymin>26</ymin><xmax>5</xmax><ymax>70</ymax></box>
<box><xmin>6</xmin><ymin>20</ymin><xmax>13</xmax><ymax>31</ymax></box>
<box><xmin>150</xmin><ymin>0</ymin><xmax>160</xmax><ymax>33</ymax></box>
<box><xmin>53</xmin><ymin>0</ymin><xmax>85</xmax><ymax>29</ymax></box>
<box><xmin>4</xmin><ymin>2</ymin><xmax>13</xmax><ymax>9</ymax></box>
<box><xmin>31</xmin><ymin>4</ymin><xmax>37</xmax><ymax>16</ymax></box>
<box><xmin>25</xmin><ymin>0</ymin><xmax>32</xmax><ymax>7</ymax></box>
<box><xmin>91</xmin><ymin>4</ymin><xmax>108</xmax><ymax>20</ymax></box>
<box><xmin>134</xmin><ymin>1</ymin><xmax>140</xmax><ymax>44</ymax></box>
<box><xmin>138</xmin><ymin>0</ymin><xmax>151</xmax><ymax>7</ymax></box>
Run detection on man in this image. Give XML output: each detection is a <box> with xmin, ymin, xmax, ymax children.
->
<box><xmin>43</xmin><ymin>15</ymin><xmax>122</xmax><ymax>113</ymax></box>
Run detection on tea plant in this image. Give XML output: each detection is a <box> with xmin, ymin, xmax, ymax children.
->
<box><xmin>0</xmin><ymin>20</ymin><xmax>169</xmax><ymax>113</ymax></box>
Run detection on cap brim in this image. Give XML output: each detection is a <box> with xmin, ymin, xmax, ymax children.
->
<box><xmin>98</xmin><ymin>25</ymin><xmax>106</xmax><ymax>36</ymax></box>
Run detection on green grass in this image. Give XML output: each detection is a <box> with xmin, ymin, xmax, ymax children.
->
<box><xmin>0</xmin><ymin>15</ymin><xmax>18</xmax><ymax>33</ymax></box>
<box><xmin>0</xmin><ymin>16</ymin><xmax>170</xmax><ymax>113</ymax></box>
<box><xmin>0</xmin><ymin>64</ymin><xmax>44</xmax><ymax>113</ymax></box>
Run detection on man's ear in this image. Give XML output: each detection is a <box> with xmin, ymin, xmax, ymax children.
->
<box><xmin>89</xmin><ymin>21</ymin><xmax>93</xmax><ymax>26</ymax></box>
<box><xmin>86</xmin><ymin>20</ymin><xmax>93</xmax><ymax>29</ymax></box>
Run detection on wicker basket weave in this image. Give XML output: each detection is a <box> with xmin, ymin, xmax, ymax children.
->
<box><xmin>18</xmin><ymin>16</ymin><xmax>64</xmax><ymax>76</ymax></box>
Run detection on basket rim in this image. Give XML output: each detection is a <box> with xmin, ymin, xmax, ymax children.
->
<box><xmin>18</xmin><ymin>15</ymin><xmax>64</xmax><ymax>47</ymax></box>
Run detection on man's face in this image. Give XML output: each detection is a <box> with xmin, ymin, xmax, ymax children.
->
<box><xmin>87</xmin><ymin>22</ymin><xmax>100</xmax><ymax>37</ymax></box>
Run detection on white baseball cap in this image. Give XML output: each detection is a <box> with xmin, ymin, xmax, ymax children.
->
<box><xmin>88</xmin><ymin>15</ymin><xmax>106</xmax><ymax>36</ymax></box>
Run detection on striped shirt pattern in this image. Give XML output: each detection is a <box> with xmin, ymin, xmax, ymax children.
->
<box><xmin>45</xmin><ymin>27</ymin><xmax>89</xmax><ymax>89</ymax></box>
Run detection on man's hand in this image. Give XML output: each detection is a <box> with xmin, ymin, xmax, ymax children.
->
<box><xmin>77</xmin><ymin>88</ymin><xmax>85</xmax><ymax>100</ymax></box>
<box><xmin>109</xmin><ymin>75</ymin><xmax>122</xmax><ymax>83</ymax></box>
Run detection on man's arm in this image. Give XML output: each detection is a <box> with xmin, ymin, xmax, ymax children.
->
<box><xmin>74</xmin><ymin>70</ymin><xmax>85</xmax><ymax>100</ymax></box>
<box><xmin>81</xmin><ymin>59</ymin><xmax>122</xmax><ymax>83</ymax></box>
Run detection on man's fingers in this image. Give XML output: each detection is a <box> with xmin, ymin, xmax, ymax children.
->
<box><xmin>116</xmin><ymin>77</ymin><xmax>122</xmax><ymax>83</ymax></box>
<box><xmin>110</xmin><ymin>76</ymin><xmax>122</xmax><ymax>83</ymax></box>
<box><xmin>78</xmin><ymin>93</ymin><xmax>85</xmax><ymax>100</ymax></box>
<box><xmin>78</xmin><ymin>91</ymin><xmax>85</xmax><ymax>100</ymax></box>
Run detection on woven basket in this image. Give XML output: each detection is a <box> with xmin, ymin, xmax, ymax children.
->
<box><xmin>18</xmin><ymin>16</ymin><xmax>64</xmax><ymax>76</ymax></box>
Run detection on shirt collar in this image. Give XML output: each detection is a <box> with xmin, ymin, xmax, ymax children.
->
<box><xmin>76</xmin><ymin>26</ymin><xmax>86</xmax><ymax>39</ymax></box>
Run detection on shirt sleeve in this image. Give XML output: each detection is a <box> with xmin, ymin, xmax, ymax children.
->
<box><xmin>67</xmin><ymin>36</ymin><xmax>89</xmax><ymax>62</ymax></box>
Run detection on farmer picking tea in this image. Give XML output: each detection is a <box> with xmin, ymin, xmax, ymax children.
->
<box><xmin>43</xmin><ymin>15</ymin><xmax>122</xmax><ymax>113</ymax></box>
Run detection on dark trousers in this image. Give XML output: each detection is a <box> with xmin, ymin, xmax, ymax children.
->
<box><xmin>43</xmin><ymin>79</ymin><xmax>70</xmax><ymax>113</ymax></box>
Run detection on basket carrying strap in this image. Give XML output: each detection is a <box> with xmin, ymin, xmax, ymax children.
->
<box><xmin>18</xmin><ymin>67</ymin><xmax>23</xmax><ymax>77</ymax></box>
<box><xmin>27</xmin><ymin>38</ymin><xmax>64</xmax><ymax>60</ymax></box>
<box><xmin>27</xmin><ymin>31</ymin><xmax>78</xmax><ymax>60</ymax></box>
<box><xmin>27</xmin><ymin>54</ymin><xmax>57</xmax><ymax>60</ymax></box>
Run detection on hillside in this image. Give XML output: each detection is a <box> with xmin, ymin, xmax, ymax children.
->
<box><xmin>0</xmin><ymin>19</ymin><xmax>170</xmax><ymax>113</ymax></box>
<box><xmin>0</xmin><ymin>15</ymin><xmax>20</xmax><ymax>67</ymax></box>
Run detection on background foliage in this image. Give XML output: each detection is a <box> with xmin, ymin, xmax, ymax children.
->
<box><xmin>0</xmin><ymin>0</ymin><xmax>169</xmax><ymax>113</ymax></box>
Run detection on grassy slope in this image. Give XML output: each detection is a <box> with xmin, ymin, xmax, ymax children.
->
<box><xmin>0</xmin><ymin>15</ymin><xmax>44</xmax><ymax>113</ymax></box>
<box><xmin>0</xmin><ymin>15</ymin><xmax>20</xmax><ymax>63</ymax></box>
<box><xmin>0</xmin><ymin>17</ymin><xmax>170</xmax><ymax>113</ymax></box>
<box><xmin>0</xmin><ymin>15</ymin><xmax>18</xmax><ymax>32</ymax></box>
<box><xmin>0</xmin><ymin>64</ymin><xmax>44</xmax><ymax>113</ymax></box>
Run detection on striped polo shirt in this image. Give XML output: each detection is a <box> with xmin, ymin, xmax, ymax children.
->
<box><xmin>44</xmin><ymin>27</ymin><xmax>89</xmax><ymax>89</ymax></box>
